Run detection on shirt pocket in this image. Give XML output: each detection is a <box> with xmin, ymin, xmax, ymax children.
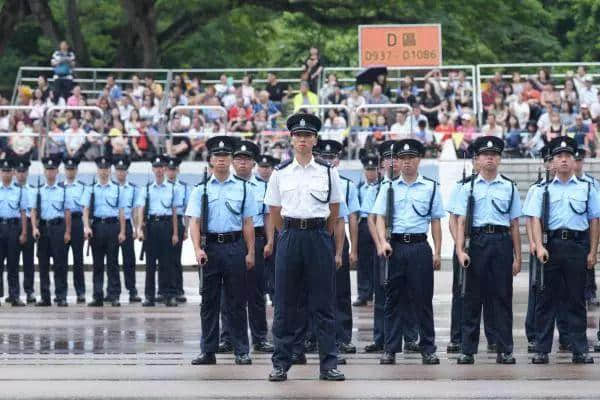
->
<box><xmin>280</xmin><ymin>180</ymin><xmax>296</xmax><ymax>204</ymax></box>
<box><xmin>410</xmin><ymin>188</ymin><xmax>431</xmax><ymax>216</ymax></box>
<box><xmin>225</xmin><ymin>191</ymin><xmax>244</xmax><ymax>215</ymax></box>
<box><xmin>309</xmin><ymin>176</ymin><xmax>329</xmax><ymax>202</ymax></box>
<box><xmin>105</xmin><ymin>193</ymin><xmax>119</xmax><ymax>208</ymax></box>
<box><xmin>491</xmin><ymin>188</ymin><xmax>512</xmax><ymax>213</ymax></box>
<box><xmin>569</xmin><ymin>192</ymin><xmax>588</xmax><ymax>215</ymax></box>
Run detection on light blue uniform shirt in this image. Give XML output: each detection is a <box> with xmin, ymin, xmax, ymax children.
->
<box><xmin>0</xmin><ymin>182</ymin><xmax>28</xmax><ymax>218</ymax></box>
<box><xmin>141</xmin><ymin>180</ymin><xmax>182</xmax><ymax>217</ymax></box>
<box><xmin>34</xmin><ymin>182</ymin><xmax>72</xmax><ymax>220</ymax></box>
<box><xmin>523</xmin><ymin>175</ymin><xmax>600</xmax><ymax>231</ymax></box>
<box><xmin>359</xmin><ymin>180</ymin><xmax>382</xmax><ymax>216</ymax></box>
<box><xmin>246</xmin><ymin>175</ymin><xmax>268</xmax><ymax>228</ymax></box>
<box><xmin>339</xmin><ymin>200</ymin><xmax>350</xmax><ymax>220</ymax></box>
<box><xmin>117</xmin><ymin>181</ymin><xmax>143</xmax><ymax>220</ymax></box>
<box><xmin>81</xmin><ymin>181</ymin><xmax>125</xmax><ymax>218</ymax></box>
<box><xmin>522</xmin><ymin>180</ymin><xmax>543</xmax><ymax>214</ymax></box>
<box><xmin>22</xmin><ymin>183</ymin><xmax>34</xmax><ymax>218</ymax></box>
<box><xmin>340</xmin><ymin>176</ymin><xmax>360</xmax><ymax>222</ymax></box>
<box><xmin>580</xmin><ymin>173</ymin><xmax>599</xmax><ymax>189</ymax></box>
<box><xmin>373</xmin><ymin>175</ymin><xmax>445</xmax><ymax>234</ymax></box>
<box><xmin>454</xmin><ymin>174</ymin><xmax>521</xmax><ymax>227</ymax></box>
<box><xmin>185</xmin><ymin>174</ymin><xmax>257</xmax><ymax>233</ymax></box>
<box><xmin>445</xmin><ymin>180</ymin><xmax>466</xmax><ymax>215</ymax></box>
<box><xmin>64</xmin><ymin>180</ymin><xmax>87</xmax><ymax>214</ymax></box>
<box><xmin>169</xmin><ymin>179</ymin><xmax>190</xmax><ymax>217</ymax></box>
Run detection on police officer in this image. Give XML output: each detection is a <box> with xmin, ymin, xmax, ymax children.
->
<box><xmin>113</xmin><ymin>156</ymin><xmax>143</xmax><ymax>303</ymax></box>
<box><xmin>526</xmin><ymin>136</ymin><xmax>599</xmax><ymax>364</ymax></box>
<box><xmin>455</xmin><ymin>136</ymin><xmax>522</xmax><ymax>364</ymax></box>
<box><xmin>264</xmin><ymin>113</ymin><xmax>344</xmax><ymax>382</ymax></box>
<box><xmin>574</xmin><ymin>148</ymin><xmax>600</xmax><ymax>307</ymax></box>
<box><xmin>373</xmin><ymin>139</ymin><xmax>444</xmax><ymax>365</ymax></box>
<box><xmin>0</xmin><ymin>158</ymin><xmax>27</xmax><ymax>306</ymax></box>
<box><xmin>354</xmin><ymin>153</ymin><xmax>379</xmax><ymax>307</ymax></box>
<box><xmin>316</xmin><ymin>139</ymin><xmax>359</xmax><ymax>354</ymax></box>
<box><xmin>14</xmin><ymin>157</ymin><xmax>36</xmax><ymax>304</ymax></box>
<box><xmin>220</xmin><ymin>140</ymin><xmax>274</xmax><ymax>353</ymax></box>
<box><xmin>31</xmin><ymin>155</ymin><xmax>72</xmax><ymax>307</ymax></box>
<box><xmin>138</xmin><ymin>155</ymin><xmax>181</xmax><ymax>307</ymax></box>
<box><xmin>187</xmin><ymin>136</ymin><xmax>257</xmax><ymax>366</ymax></box>
<box><xmin>63</xmin><ymin>156</ymin><xmax>87</xmax><ymax>303</ymax></box>
<box><xmin>165</xmin><ymin>156</ymin><xmax>189</xmax><ymax>303</ymax></box>
<box><xmin>83</xmin><ymin>156</ymin><xmax>126</xmax><ymax>307</ymax></box>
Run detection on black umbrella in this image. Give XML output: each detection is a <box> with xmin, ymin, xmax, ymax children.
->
<box><xmin>356</xmin><ymin>66</ymin><xmax>388</xmax><ymax>85</ymax></box>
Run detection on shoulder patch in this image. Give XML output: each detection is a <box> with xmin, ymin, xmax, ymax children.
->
<box><xmin>358</xmin><ymin>181</ymin><xmax>365</xmax><ymax>189</ymax></box>
<box><xmin>500</xmin><ymin>174</ymin><xmax>515</xmax><ymax>185</ymax></box>
<box><xmin>457</xmin><ymin>175</ymin><xmax>473</xmax><ymax>184</ymax></box>
<box><xmin>129</xmin><ymin>182</ymin><xmax>137</xmax><ymax>187</ymax></box>
<box><xmin>275</xmin><ymin>159</ymin><xmax>293</xmax><ymax>170</ymax></box>
<box><xmin>314</xmin><ymin>158</ymin><xmax>331</xmax><ymax>168</ymax></box>
<box><xmin>233</xmin><ymin>174</ymin><xmax>247</xmax><ymax>182</ymax></box>
<box><xmin>422</xmin><ymin>176</ymin><xmax>440</xmax><ymax>185</ymax></box>
<box><xmin>77</xmin><ymin>180</ymin><xmax>86</xmax><ymax>186</ymax></box>
<box><xmin>179</xmin><ymin>180</ymin><xmax>188</xmax><ymax>187</ymax></box>
<box><xmin>57</xmin><ymin>182</ymin><xmax>65</xmax><ymax>188</ymax></box>
<box><xmin>255</xmin><ymin>175</ymin><xmax>266</xmax><ymax>183</ymax></box>
<box><xmin>340</xmin><ymin>175</ymin><xmax>352</xmax><ymax>182</ymax></box>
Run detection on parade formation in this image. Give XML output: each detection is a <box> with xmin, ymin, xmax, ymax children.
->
<box><xmin>1</xmin><ymin>113</ymin><xmax>600</xmax><ymax>382</ymax></box>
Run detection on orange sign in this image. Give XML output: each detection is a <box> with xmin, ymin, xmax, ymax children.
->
<box><xmin>359</xmin><ymin>24</ymin><xmax>442</xmax><ymax>67</ymax></box>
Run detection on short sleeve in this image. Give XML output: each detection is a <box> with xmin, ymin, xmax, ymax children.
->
<box><xmin>372</xmin><ymin>183</ymin><xmax>390</xmax><ymax>216</ymax></box>
<box><xmin>509</xmin><ymin>184</ymin><xmax>522</xmax><ymax>220</ymax></box>
<box><xmin>134</xmin><ymin>186</ymin><xmax>145</xmax><ymax>208</ymax></box>
<box><xmin>452</xmin><ymin>184</ymin><xmax>469</xmax><ymax>216</ymax></box>
<box><xmin>587</xmin><ymin>185</ymin><xmax>600</xmax><ymax>219</ymax></box>
<box><xmin>329</xmin><ymin>168</ymin><xmax>342</xmax><ymax>204</ymax></box>
<box><xmin>445</xmin><ymin>183</ymin><xmax>461</xmax><ymax>214</ymax></box>
<box><xmin>523</xmin><ymin>185</ymin><xmax>542</xmax><ymax>218</ymax></box>
<box><xmin>80</xmin><ymin>185</ymin><xmax>92</xmax><ymax>208</ymax></box>
<box><xmin>242</xmin><ymin>185</ymin><xmax>257</xmax><ymax>219</ymax></box>
<box><xmin>347</xmin><ymin>182</ymin><xmax>360</xmax><ymax>214</ymax></box>
<box><xmin>430</xmin><ymin>183</ymin><xmax>446</xmax><ymax>219</ymax></box>
<box><xmin>264</xmin><ymin>170</ymin><xmax>281</xmax><ymax>207</ymax></box>
<box><xmin>185</xmin><ymin>186</ymin><xmax>202</xmax><ymax>218</ymax></box>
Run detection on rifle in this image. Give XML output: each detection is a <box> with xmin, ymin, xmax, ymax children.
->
<box><xmin>139</xmin><ymin>178</ymin><xmax>151</xmax><ymax>261</ymax></box>
<box><xmin>461</xmin><ymin>169</ymin><xmax>476</xmax><ymax>297</ymax></box>
<box><xmin>199</xmin><ymin>167</ymin><xmax>209</xmax><ymax>292</ymax></box>
<box><xmin>530</xmin><ymin>168</ymin><xmax>542</xmax><ymax>288</ymax></box>
<box><xmin>381</xmin><ymin>144</ymin><xmax>394</xmax><ymax>287</ymax></box>
<box><xmin>35</xmin><ymin>176</ymin><xmax>41</xmax><ymax>240</ymax></box>
<box><xmin>538</xmin><ymin>168</ymin><xmax>550</xmax><ymax>292</ymax></box>
<box><xmin>86</xmin><ymin>177</ymin><xmax>95</xmax><ymax>257</ymax></box>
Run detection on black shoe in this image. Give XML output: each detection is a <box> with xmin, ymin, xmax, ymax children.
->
<box><xmin>319</xmin><ymin>368</ymin><xmax>345</xmax><ymax>381</ymax></box>
<box><xmin>587</xmin><ymin>297</ymin><xmax>600</xmax><ymax>308</ymax></box>
<box><xmin>338</xmin><ymin>342</ymin><xmax>356</xmax><ymax>354</ymax></box>
<box><xmin>217</xmin><ymin>342</ymin><xmax>233</xmax><ymax>353</ymax></box>
<box><xmin>155</xmin><ymin>295</ymin><xmax>165</xmax><ymax>303</ymax></box>
<box><xmin>487</xmin><ymin>344</ymin><xmax>497</xmax><ymax>353</ymax></box>
<box><xmin>404</xmin><ymin>341</ymin><xmax>420</xmax><ymax>353</ymax></box>
<box><xmin>528</xmin><ymin>342</ymin><xmax>536</xmax><ymax>353</ymax></box>
<box><xmin>364</xmin><ymin>343</ymin><xmax>383</xmax><ymax>353</ymax></box>
<box><xmin>446</xmin><ymin>342</ymin><xmax>460</xmax><ymax>353</ymax></box>
<box><xmin>380</xmin><ymin>352</ymin><xmax>396</xmax><ymax>365</ymax></box>
<box><xmin>291</xmin><ymin>353</ymin><xmax>307</xmax><ymax>365</ymax></box>
<box><xmin>572</xmin><ymin>353</ymin><xmax>594</xmax><ymax>364</ymax></box>
<box><xmin>457</xmin><ymin>354</ymin><xmax>474</xmax><ymax>364</ymax></box>
<box><xmin>10</xmin><ymin>299</ymin><xmax>26</xmax><ymax>307</ymax></box>
<box><xmin>268</xmin><ymin>368</ymin><xmax>287</xmax><ymax>382</ymax></box>
<box><xmin>496</xmin><ymin>353</ymin><xmax>516</xmax><ymax>364</ymax></box>
<box><xmin>191</xmin><ymin>353</ymin><xmax>216</xmax><ymax>365</ymax></box>
<box><xmin>165</xmin><ymin>297</ymin><xmax>178</xmax><ymax>307</ymax></box>
<box><xmin>56</xmin><ymin>299</ymin><xmax>68</xmax><ymax>307</ymax></box>
<box><xmin>176</xmin><ymin>296</ymin><xmax>187</xmax><ymax>303</ymax></box>
<box><xmin>234</xmin><ymin>354</ymin><xmax>252</xmax><ymax>365</ymax></box>
<box><xmin>352</xmin><ymin>298</ymin><xmax>368</xmax><ymax>307</ymax></box>
<box><xmin>422</xmin><ymin>353</ymin><xmax>440</xmax><ymax>365</ymax></box>
<box><xmin>253</xmin><ymin>341</ymin><xmax>274</xmax><ymax>353</ymax></box>
<box><xmin>110</xmin><ymin>299</ymin><xmax>120</xmax><ymax>307</ymax></box>
<box><xmin>129</xmin><ymin>294</ymin><xmax>142</xmax><ymax>303</ymax></box>
<box><xmin>87</xmin><ymin>299</ymin><xmax>102</xmax><ymax>307</ymax></box>
<box><xmin>532</xmin><ymin>353</ymin><xmax>549</xmax><ymax>364</ymax></box>
<box><xmin>594</xmin><ymin>343</ymin><xmax>600</xmax><ymax>353</ymax></box>
<box><xmin>558</xmin><ymin>343</ymin><xmax>571</xmax><ymax>353</ymax></box>
<box><xmin>35</xmin><ymin>299</ymin><xmax>51</xmax><ymax>307</ymax></box>
<box><xmin>304</xmin><ymin>340</ymin><xmax>317</xmax><ymax>353</ymax></box>
<box><xmin>26</xmin><ymin>294</ymin><xmax>36</xmax><ymax>304</ymax></box>
<box><xmin>76</xmin><ymin>295</ymin><xmax>86</xmax><ymax>304</ymax></box>
<box><xmin>142</xmin><ymin>299</ymin><xmax>155</xmax><ymax>307</ymax></box>
<box><xmin>337</xmin><ymin>355</ymin><xmax>347</xmax><ymax>365</ymax></box>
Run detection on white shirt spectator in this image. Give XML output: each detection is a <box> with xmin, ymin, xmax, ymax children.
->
<box><xmin>511</xmin><ymin>100</ymin><xmax>530</xmax><ymax>129</ymax></box>
<box><xmin>389</xmin><ymin>120</ymin><xmax>412</xmax><ymax>137</ymax></box>
<box><xmin>347</xmin><ymin>94</ymin><xmax>366</xmax><ymax>111</ymax></box>
<box><xmin>64</xmin><ymin>127</ymin><xmax>86</xmax><ymax>155</ymax></box>
<box><xmin>537</xmin><ymin>112</ymin><xmax>551</xmax><ymax>134</ymax></box>
<box><xmin>139</xmin><ymin>105</ymin><xmax>160</xmax><ymax>124</ymax></box>
<box><xmin>410</xmin><ymin>114</ymin><xmax>429</xmax><ymax>130</ymax></box>
<box><xmin>579</xmin><ymin>85</ymin><xmax>598</xmax><ymax>107</ymax></box>
<box><xmin>118</xmin><ymin>103</ymin><xmax>135</xmax><ymax>123</ymax></box>
<box><xmin>481</xmin><ymin>124</ymin><xmax>504</xmax><ymax>138</ymax></box>
<box><xmin>0</xmin><ymin>114</ymin><xmax>9</xmax><ymax>132</ymax></box>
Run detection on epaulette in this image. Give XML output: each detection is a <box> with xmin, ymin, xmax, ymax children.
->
<box><xmin>340</xmin><ymin>175</ymin><xmax>352</xmax><ymax>182</ymax></box>
<box><xmin>358</xmin><ymin>181</ymin><xmax>365</xmax><ymax>189</ymax></box>
<box><xmin>314</xmin><ymin>158</ymin><xmax>331</xmax><ymax>168</ymax></box>
<box><xmin>179</xmin><ymin>180</ymin><xmax>188</xmax><ymax>188</ymax></box>
<box><xmin>77</xmin><ymin>180</ymin><xmax>86</xmax><ymax>186</ymax></box>
<box><xmin>129</xmin><ymin>182</ymin><xmax>137</xmax><ymax>187</ymax></box>
<box><xmin>422</xmin><ymin>176</ymin><xmax>440</xmax><ymax>185</ymax></box>
<box><xmin>233</xmin><ymin>174</ymin><xmax>248</xmax><ymax>182</ymax></box>
<box><xmin>254</xmin><ymin>175</ymin><xmax>266</xmax><ymax>183</ymax></box>
<box><xmin>275</xmin><ymin>159</ymin><xmax>293</xmax><ymax>170</ymax></box>
<box><xmin>500</xmin><ymin>174</ymin><xmax>515</xmax><ymax>185</ymax></box>
<box><xmin>457</xmin><ymin>175</ymin><xmax>473</xmax><ymax>184</ymax></box>
<box><xmin>57</xmin><ymin>182</ymin><xmax>66</xmax><ymax>188</ymax></box>
<box><xmin>530</xmin><ymin>177</ymin><xmax>542</xmax><ymax>187</ymax></box>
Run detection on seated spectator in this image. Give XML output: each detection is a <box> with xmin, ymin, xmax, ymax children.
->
<box><xmin>85</xmin><ymin>118</ymin><xmax>105</xmax><ymax>160</ymax></box>
<box><xmin>567</xmin><ymin>114</ymin><xmax>590</xmax><ymax>147</ymax></box>
<box><xmin>139</xmin><ymin>96</ymin><xmax>160</xmax><ymax>125</ymax></box>
<box><xmin>228</xmin><ymin>96</ymin><xmax>253</xmax><ymax>122</ymax></box>
<box><xmin>505</xmin><ymin>115</ymin><xmax>523</xmax><ymax>150</ymax></box>
<box><xmin>253</xmin><ymin>110</ymin><xmax>268</xmax><ymax>133</ymax></box>
<box><xmin>540</xmin><ymin>83</ymin><xmax>558</xmax><ymax>112</ymax></box>
<box><xmin>481</xmin><ymin>79</ymin><xmax>496</xmax><ymax>116</ymax></box>
<box><xmin>215</xmin><ymin>74</ymin><xmax>231</xmax><ymax>98</ymax></box>
<box><xmin>347</xmin><ymin>88</ymin><xmax>366</xmax><ymax>125</ymax></box>
<box><xmin>188</xmin><ymin>116</ymin><xmax>208</xmax><ymax>160</ymax></box>
<box><xmin>414</xmin><ymin>120</ymin><xmax>434</xmax><ymax>146</ymax></box>
<box><xmin>510</xmin><ymin>92</ymin><xmax>531</xmax><ymax>130</ymax></box>
<box><xmin>544</xmin><ymin>111</ymin><xmax>565</xmax><ymax>141</ymax></box>
<box><xmin>456</xmin><ymin>113</ymin><xmax>476</xmax><ymax>153</ymax></box>
<box><xmin>323</xmin><ymin>109</ymin><xmax>347</xmax><ymax>130</ymax></box>
<box><xmin>389</xmin><ymin>111</ymin><xmax>412</xmax><ymax>138</ymax></box>
<box><xmin>125</xmin><ymin>109</ymin><xmax>142</xmax><ymax>137</ymax></box>
<box><xmin>254</xmin><ymin>90</ymin><xmax>281</xmax><ymax>128</ymax></box>
<box><xmin>241</xmin><ymin>74</ymin><xmax>256</xmax><ymax>104</ymax></box>
<box><xmin>396</xmin><ymin>83</ymin><xmax>417</xmax><ymax>107</ymax></box>
<box><xmin>490</xmin><ymin>94</ymin><xmax>508</xmax><ymax>127</ymax></box>
<box><xmin>481</xmin><ymin>114</ymin><xmax>504</xmax><ymax>137</ymax></box>
<box><xmin>292</xmin><ymin>81</ymin><xmax>318</xmax><ymax>113</ymax></box>
<box><xmin>64</xmin><ymin>118</ymin><xmax>87</xmax><ymax>158</ymax></box>
<box><xmin>366</xmin><ymin>84</ymin><xmax>390</xmax><ymax>105</ymax></box>
<box><xmin>420</xmin><ymin>82</ymin><xmax>441</xmax><ymax>128</ymax></box>
<box><xmin>320</xmin><ymin>73</ymin><xmax>338</xmax><ymax>101</ymax></box>
<box><xmin>522</xmin><ymin>80</ymin><xmax>542</xmax><ymax>120</ymax></box>
<box><xmin>490</xmin><ymin>71</ymin><xmax>506</xmax><ymax>94</ymax></box>
<box><xmin>511</xmin><ymin>72</ymin><xmax>525</xmax><ymax>96</ymax></box>
<box><xmin>585</xmin><ymin>122</ymin><xmax>598</xmax><ymax>157</ymax></box>
<box><xmin>44</xmin><ymin>120</ymin><xmax>67</xmax><ymax>156</ymax></box>
<box><xmin>67</xmin><ymin>85</ymin><xmax>85</xmax><ymax>107</ymax></box>
<box><xmin>560</xmin><ymin>78</ymin><xmax>578</xmax><ymax>105</ymax></box>
<box><xmin>435</xmin><ymin>113</ymin><xmax>455</xmax><ymax>142</ymax></box>
<box><xmin>560</xmin><ymin>101</ymin><xmax>576</xmax><ymax>129</ymax></box>
<box><xmin>375</xmin><ymin>73</ymin><xmax>393</xmax><ymax>99</ymax></box>
<box><xmin>410</xmin><ymin>104</ymin><xmax>429</xmax><ymax>129</ymax></box>
<box><xmin>327</xmin><ymin>85</ymin><xmax>347</xmax><ymax>106</ymax></box>
<box><xmin>9</xmin><ymin>120</ymin><xmax>35</xmax><ymax>159</ymax></box>
<box><xmin>455</xmin><ymin>70</ymin><xmax>473</xmax><ymax>107</ymax></box>
<box><xmin>106</xmin><ymin>75</ymin><xmax>122</xmax><ymax>102</ymax></box>
<box><xmin>28</xmin><ymin>89</ymin><xmax>47</xmax><ymax>121</ymax></box>
<box><xmin>370</xmin><ymin>114</ymin><xmax>388</xmax><ymax>132</ymax></box>
<box><xmin>524</xmin><ymin>120</ymin><xmax>545</xmax><ymax>156</ymax></box>
<box><xmin>130</xmin><ymin>119</ymin><xmax>155</xmax><ymax>161</ymax></box>
<box><xmin>265</xmin><ymin>72</ymin><xmax>288</xmax><ymax>108</ymax></box>
<box><xmin>36</xmin><ymin>75</ymin><xmax>53</xmax><ymax>103</ymax></box>
<box><xmin>438</xmin><ymin>98</ymin><xmax>459</xmax><ymax>125</ymax></box>
<box><xmin>222</xmin><ymin>86</ymin><xmax>238</xmax><ymax>109</ymax></box>
<box><xmin>129</xmin><ymin>74</ymin><xmax>145</xmax><ymax>102</ymax></box>
<box><xmin>118</xmin><ymin>94</ymin><xmax>135</xmax><ymax>122</ymax></box>
<box><xmin>532</xmin><ymin>68</ymin><xmax>551</xmax><ymax>91</ymax></box>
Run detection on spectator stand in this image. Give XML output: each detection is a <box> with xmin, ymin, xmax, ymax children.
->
<box><xmin>44</xmin><ymin>105</ymin><xmax>104</xmax><ymax>158</ymax></box>
<box><xmin>0</xmin><ymin>105</ymin><xmax>46</xmax><ymax>160</ymax></box>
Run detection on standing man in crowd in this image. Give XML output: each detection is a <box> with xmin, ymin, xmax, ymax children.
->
<box><xmin>455</xmin><ymin>136</ymin><xmax>522</xmax><ymax>365</ymax></box>
<box><xmin>187</xmin><ymin>136</ymin><xmax>257</xmax><ymax>366</ymax></box>
<box><xmin>83</xmin><ymin>156</ymin><xmax>126</xmax><ymax>307</ymax></box>
<box><xmin>14</xmin><ymin>158</ymin><xmax>36</xmax><ymax>304</ymax></box>
<box><xmin>265</xmin><ymin>113</ymin><xmax>344</xmax><ymax>382</ymax></box>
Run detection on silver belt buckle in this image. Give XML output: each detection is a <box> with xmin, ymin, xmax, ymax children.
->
<box><xmin>485</xmin><ymin>225</ymin><xmax>495</xmax><ymax>234</ymax></box>
<box><xmin>403</xmin><ymin>233</ymin><xmax>411</xmax><ymax>243</ymax></box>
<box><xmin>217</xmin><ymin>234</ymin><xmax>225</xmax><ymax>243</ymax></box>
<box><xmin>561</xmin><ymin>230</ymin><xmax>569</xmax><ymax>240</ymax></box>
<box><xmin>300</xmin><ymin>219</ymin><xmax>308</xmax><ymax>229</ymax></box>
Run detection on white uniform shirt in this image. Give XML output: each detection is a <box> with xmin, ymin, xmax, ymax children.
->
<box><xmin>264</xmin><ymin>156</ymin><xmax>341</xmax><ymax>218</ymax></box>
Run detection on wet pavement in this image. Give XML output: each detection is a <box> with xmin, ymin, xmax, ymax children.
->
<box><xmin>0</xmin><ymin>268</ymin><xmax>599</xmax><ymax>399</ymax></box>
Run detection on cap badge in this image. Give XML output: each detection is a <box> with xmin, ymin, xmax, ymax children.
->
<box><xmin>262</xmin><ymin>157</ymin><xmax>267</xmax><ymax>163</ymax></box>
<box><xmin>325</xmin><ymin>144</ymin><xmax>331</xmax><ymax>151</ymax></box>
<box><xmin>241</xmin><ymin>145</ymin><xmax>247</xmax><ymax>151</ymax></box>
<box><xmin>218</xmin><ymin>141</ymin><xmax>224</xmax><ymax>148</ymax></box>
<box><xmin>561</xmin><ymin>141</ymin><xmax>566</xmax><ymax>148</ymax></box>
<box><xmin>368</xmin><ymin>160</ymin><xmax>373</xmax><ymax>166</ymax></box>
<box><xmin>119</xmin><ymin>160</ymin><xmax>124</xmax><ymax>166</ymax></box>
<box><xmin>404</xmin><ymin>143</ymin><xmax>410</xmax><ymax>151</ymax></box>
<box><xmin>299</xmin><ymin>118</ymin><xmax>306</xmax><ymax>127</ymax></box>
<box><xmin>487</xmin><ymin>140</ymin><xmax>493</xmax><ymax>148</ymax></box>
<box><xmin>48</xmin><ymin>160</ymin><xmax>53</xmax><ymax>166</ymax></box>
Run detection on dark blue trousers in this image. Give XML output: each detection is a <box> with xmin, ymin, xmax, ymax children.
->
<box><xmin>384</xmin><ymin>240</ymin><xmax>435</xmax><ymax>354</ymax></box>
<box><xmin>37</xmin><ymin>221</ymin><xmax>68</xmax><ymax>301</ymax></box>
<box><xmin>90</xmin><ymin>221</ymin><xmax>120</xmax><ymax>300</ymax></box>
<box><xmin>272</xmin><ymin>227</ymin><xmax>337</xmax><ymax>372</ymax></box>
<box><xmin>145</xmin><ymin>219</ymin><xmax>177</xmax><ymax>300</ymax></box>
<box><xmin>220</xmin><ymin>234</ymin><xmax>268</xmax><ymax>345</ymax></box>
<box><xmin>461</xmin><ymin>232</ymin><xmax>513</xmax><ymax>355</ymax></box>
<box><xmin>20</xmin><ymin>217</ymin><xmax>35</xmax><ymax>296</ymax></box>
<box><xmin>357</xmin><ymin>220</ymin><xmax>374</xmax><ymax>301</ymax></box>
<box><xmin>535</xmin><ymin>236</ymin><xmax>589</xmax><ymax>354</ymax></box>
<box><xmin>335</xmin><ymin>237</ymin><xmax>353</xmax><ymax>345</ymax></box>
<box><xmin>0</xmin><ymin>223</ymin><xmax>21</xmax><ymax>299</ymax></box>
<box><xmin>585</xmin><ymin>267</ymin><xmax>597</xmax><ymax>300</ymax></box>
<box><xmin>67</xmin><ymin>215</ymin><xmax>85</xmax><ymax>296</ymax></box>
<box><xmin>201</xmin><ymin>238</ymin><xmax>249</xmax><ymax>356</ymax></box>
<box><xmin>174</xmin><ymin>216</ymin><xmax>185</xmax><ymax>296</ymax></box>
<box><xmin>372</xmin><ymin>254</ymin><xmax>385</xmax><ymax>347</ymax></box>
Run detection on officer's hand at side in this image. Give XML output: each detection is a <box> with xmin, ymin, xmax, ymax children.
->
<box><xmin>183</xmin><ymin>231</ymin><xmax>188</xmax><ymax>241</ymax></box>
<box><xmin>587</xmin><ymin>252</ymin><xmax>597</xmax><ymax>270</ymax></box>
<box><xmin>196</xmin><ymin>249</ymin><xmax>208</xmax><ymax>267</ymax></box>
<box><xmin>32</xmin><ymin>228</ymin><xmax>40</xmax><ymax>241</ymax></box>
<box><xmin>512</xmin><ymin>258</ymin><xmax>521</xmax><ymax>276</ymax></box>
<box><xmin>433</xmin><ymin>253</ymin><xmax>441</xmax><ymax>271</ymax></box>
<box><xmin>118</xmin><ymin>231</ymin><xmax>126</xmax><ymax>244</ymax></box>
<box><xmin>529</xmin><ymin>241</ymin><xmax>536</xmax><ymax>255</ymax></box>
<box><xmin>132</xmin><ymin>229</ymin><xmax>138</xmax><ymax>240</ymax></box>
<box><xmin>137</xmin><ymin>230</ymin><xmax>144</xmax><ymax>242</ymax></box>
<box><xmin>19</xmin><ymin>232</ymin><xmax>27</xmax><ymax>245</ymax></box>
<box><xmin>457</xmin><ymin>251</ymin><xmax>470</xmax><ymax>268</ymax></box>
<box><xmin>335</xmin><ymin>253</ymin><xmax>343</xmax><ymax>270</ymax></box>
<box><xmin>264</xmin><ymin>241</ymin><xmax>273</xmax><ymax>259</ymax></box>
<box><xmin>64</xmin><ymin>231</ymin><xmax>71</xmax><ymax>244</ymax></box>
<box><xmin>84</xmin><ymin>227</ymin><xmax>93</xmax><ymax>240</ymax></box>
<box><xmin>536</xmin><ymin>246</ymin><xmax>549</xmax><ymax>264</ymax></box>
<box><xmin>245</xmin><ymin>252</ymin><xmax>255</xmax><ymax>271</ymax></box>
<box><xmin>171</xmin><ymin>234</ymin><xmax>179</xmax><ymax>246</ymax></box>
<box><xmin>350</xmin><ymin>250</ymin><xmax>358</xmax><ymax>268</ymax></box>
<box><xmin>380</xmin><ymin>241</ymin><xmax>392</xmax><ymax>258</ymax></box>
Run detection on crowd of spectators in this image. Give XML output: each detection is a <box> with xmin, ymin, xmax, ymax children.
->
<box><xmin>2</xmin><ymin>41</ymin><xmax>600</xmax><ymax>162</ymax></box>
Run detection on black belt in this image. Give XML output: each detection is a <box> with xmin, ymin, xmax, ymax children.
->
<box><xmin>472</xmin><ymin>225</ymin><xmax>509</xmax><ymax>234</ymax></box>
<box><xmin>549</xmin><ymin>229</ymin><xmax>589</xmax><ymax>241</ymax></box>
<box><xmin>0</xmin><ymin>218</ymin><xmax>19</xmax><ymax>225</ymax></box>
<box><xmin>93</xmin><ymin>217</ymin><xmax>118</xmax><ymax>224</ymax></box>
<box><xmin>148</xmin><ymin>215</ymin><xmax>172</xmax><ymax>222</ymax></box>
<box><xmin>391</xmin><ymin>233</ymin><xmax>427</xmax><ymax>244</ymax></box>
<box><xmin>255</xmin><ymin>226</ymin><xmax>265</xmax><ymax>237</ymax></box>
<box><xmin>283</xmin><ymin>217</ymin><xmax>326</xmax><ymax>230</ymax></box>
<box><xmin>71</xmin><ymin>212</ymin><xmax>82</xmax><ymax>219</ymax></box>
<box><xmin>40</xmin><ymin>218</ymin><xmax>64</xmax><ymax>226</ymax></box>
<box><xmin>359</xmin><ymin>218</ymin><xmax>368</xmax><ymax>224</ymax></box>
<box><xmin>207</xmin><ymin>231</ymin><xmax>242</xmax><ymax>244</ymax></box>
